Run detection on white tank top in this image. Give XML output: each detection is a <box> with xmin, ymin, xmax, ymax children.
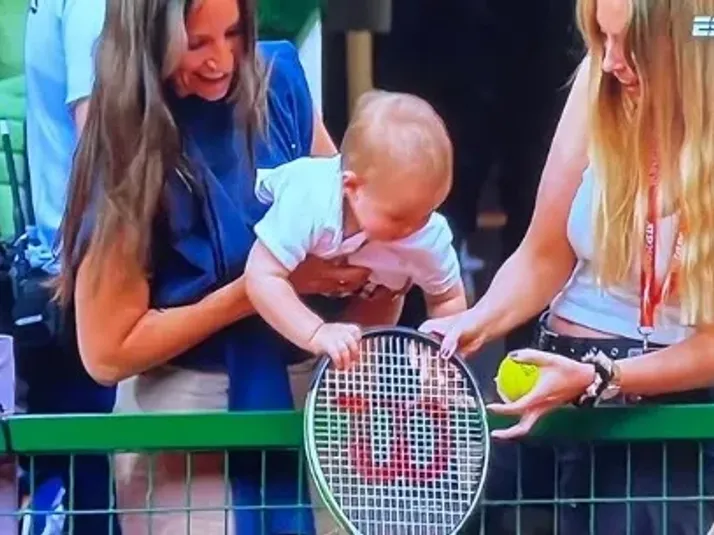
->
<box><xmin>549</xmin><ymin>167</ymin><xmax>692</xmax><ymax>345</ymax></box>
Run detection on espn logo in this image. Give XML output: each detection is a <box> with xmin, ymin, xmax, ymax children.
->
<box><xmin>692</xmin><ymin>15</ymin><xmax>714</xmax><ymax>37</ymax></box>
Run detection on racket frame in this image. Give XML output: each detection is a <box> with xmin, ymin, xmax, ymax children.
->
<box><xmin>303</xmin><ymin>325</ymin><xmax>490</xmax><ymax>535</ymax></box>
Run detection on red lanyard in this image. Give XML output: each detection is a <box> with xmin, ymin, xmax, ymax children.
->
<box><xmin>639</xmin><ymin>157</ymin><xmax>683</xmax><ymax>346</ymax></box>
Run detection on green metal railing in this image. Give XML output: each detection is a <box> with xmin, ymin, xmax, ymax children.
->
<box><xmin>5</xmin><ymin>405</ymin><xmax>714</xmax><ymax>534</ymax></box>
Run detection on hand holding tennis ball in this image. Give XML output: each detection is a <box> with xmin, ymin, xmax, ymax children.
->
<box><xmin>495</xmin><ymin>355</ymin><xmax>541</xmax><ymax>402</ymax></box>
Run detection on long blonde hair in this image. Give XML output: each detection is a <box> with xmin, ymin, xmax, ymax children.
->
<box><xmin>577</xmin><ymin>0</ymin><xmax>714</xmax><ymax>325</ymax></box>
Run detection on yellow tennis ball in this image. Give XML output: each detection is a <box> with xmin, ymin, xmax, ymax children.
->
<box><xmin>495</xmin><ymin>356</ymin><xmax>540</xmax><ymax>402</ymax></box>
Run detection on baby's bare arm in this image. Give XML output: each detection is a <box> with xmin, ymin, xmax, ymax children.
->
<box><xmin>245</xmin><ymin>241</ymin><xmax>325</xmax><ymax>351</ymax></box>
<box><xmin>425</xmin><ymin>280</ymin><xmax>468</xmax><ymax>319</ymax></box>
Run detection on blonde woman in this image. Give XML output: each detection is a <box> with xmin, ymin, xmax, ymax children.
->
<box><xmin>422</xmin><ymin>0</ymin><xmax>714</xmax><ymax>533</ymax></box>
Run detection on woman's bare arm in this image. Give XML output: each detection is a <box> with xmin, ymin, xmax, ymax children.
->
<box><xmin>76</xmin><ymin>240</ymin><xmax>372</xmax><ymax>386</ymax></box>
<box><xmin>617</xmin><ymin>326</ymin><xmax>714</xmax><ymax>396</ymax></box>
<box><xmin>487</xmin><ymin>324</ymin><xmax>714</xmax><ymax>440</ymax></box>
<box><xmin>74</xmin><ymin>238</ymin><xmax>254</xmax><ymax>386</ymax></box>
<box><xmin>470</xmin><ymin>56</ymin><xmax>592</xmax><ymax>344</ymax></box>
<box><xmin>311</xmin><ymin>112</ymin><xmax>338</xmax><ymax>156</ymax></box>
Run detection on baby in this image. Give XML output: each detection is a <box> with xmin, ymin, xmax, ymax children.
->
<box><xmin>245</xmin><ymin>90</ymin><xmax>467</xmax><ymax>367</ymax></box>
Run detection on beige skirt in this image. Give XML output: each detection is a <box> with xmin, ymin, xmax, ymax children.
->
<box><xmin>113</xmin><ymin>360</ymin><xmax>343</xmax><ymax>534</ymax></box>
<box><xmin>114</xmin><ymin>366</ymin><xmax>234</xmax><ymax>535</ymax></box>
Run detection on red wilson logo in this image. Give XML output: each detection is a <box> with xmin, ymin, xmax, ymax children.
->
<box><xmin>334</xmin><ymin>394</ymin><xmax>452</xmax><ymax>484</ymax></box>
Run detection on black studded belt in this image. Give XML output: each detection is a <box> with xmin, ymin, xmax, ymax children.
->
<box><xmin>534</xmin><ymin>313</ymin><xmax>665</xmax><ymax>360</ymax></box>
<box><xmin>534</xmin><ymin>313</ymin><xmax>714</xmax><ymax>405</ymax></box>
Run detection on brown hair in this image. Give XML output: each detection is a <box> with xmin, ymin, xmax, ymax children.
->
<box><xmin>55</xmin><ymin>0</ymin><xmax>267</xmax><ymax>305</ymax></box>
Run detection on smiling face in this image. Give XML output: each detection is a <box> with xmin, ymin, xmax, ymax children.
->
<box><xmin>171</xmin><ymin>0</ymin><xmax>244</xmax><ymax>101</ymax></box>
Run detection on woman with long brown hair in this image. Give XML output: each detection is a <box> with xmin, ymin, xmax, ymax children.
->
<box><xmin>423</xmin><ymin>0</ymin><xmax>714</xmax><ymax>533</ymax></box>
<box><xmin>56</xmin><ymin>0</ymin><xmax>369</xmax><ymax>532</ymax></box>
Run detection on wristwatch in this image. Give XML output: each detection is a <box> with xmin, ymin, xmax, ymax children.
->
<box><xmin>577</xmin><ymin>350</ymin><xmax>622</xmax><ymax>407</ymax></box>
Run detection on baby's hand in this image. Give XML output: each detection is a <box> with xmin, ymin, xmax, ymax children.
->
<box><xmin>309</xmin><ymin>323</ymin><xmax>362</xmax><ymax>369</ymax></box>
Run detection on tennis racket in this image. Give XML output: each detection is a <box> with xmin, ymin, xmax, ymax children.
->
<box><xmin>304</xmin><ymin>326</ymin><xmax>489</xmax><ymax>534</ymax></box>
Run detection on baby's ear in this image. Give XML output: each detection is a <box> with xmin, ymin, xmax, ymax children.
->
<box><xmin>342</xmin><ymin>170</ymin><xmax>365</xmax><ymax>192</ymax></box>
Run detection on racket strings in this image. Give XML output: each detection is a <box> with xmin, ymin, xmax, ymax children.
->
<box><xmin>311</xmin><ymin>334</ymin><xmax>487</xmax><ymax>534</ymax></box>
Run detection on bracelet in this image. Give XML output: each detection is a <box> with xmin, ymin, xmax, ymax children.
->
<box><xmin>306</xmin><ymin>321</ymin><xmax>326</xmax><ymax>351</ymax></box>
<box><xmin>576</xmin><ymin>351</ymin><xmax>617</xmax><ymax>407</ymax></box>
